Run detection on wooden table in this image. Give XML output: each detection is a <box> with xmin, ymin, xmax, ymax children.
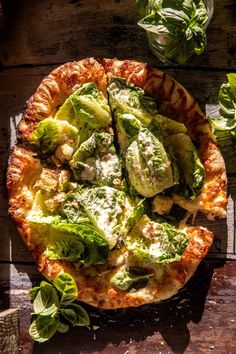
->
<box><xmin>0</xmin><ymin>1</ymin><xmax>236</xmax><ymax>353</ymax></box>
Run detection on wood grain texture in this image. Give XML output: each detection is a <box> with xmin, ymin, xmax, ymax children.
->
<box><xmin>0</xmin><ymin>1</ymin><xmax>236</xmax><ymax>351</ymax></box>
<box><xmin>0</xmin><ymin>309</ymin><xmax>19</xmax><ymax>354</ymax></box>
<box><xmin>0</xmin><ymin>0</ymin><xmax>235</xmax><ymax>69</ymax></box>
<box><xmin>0</xmin><ymin>261</ymin><xmax>236</xmax><ymax>354</ymax></box>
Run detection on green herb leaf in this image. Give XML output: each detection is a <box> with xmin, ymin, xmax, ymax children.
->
<box><xmin>33</xmin><ymin>281</ymin><xmax>59</xmax><ymax>316</ymax></box>
<box><xmin>61</xmin><ymin>303</ymin><xmax>90</xmax><ymax>326</ymax></box>
<box><xmin>208</xmin><ymin>73</ymin><xmax>236</xmax><ymax>137</ymax></box>
<box><xmin>61</xmin><ymin>308</ymin><xmax>77</xmax><ymax>323</ymax></box>
<box><xmin>58</xmin><ymin>322</ymin><xmax>69</xmax><ymax>334</ymax></box>
<box><xmin>53</xmin><ymin>273</ymin><xmax>78</xmax><ymax>305</ymax></box>
<box><xmin>137</xmin><ymin>0</ymin><xmax>209</xmax><ymax>64</ymax></box>
<box><xmin>111</xmin><ymin>266</ymin><xmax>152</xmax><ymax>292</ymax></box>
<box><xmin>29</xmin><ymin>315</ymin><xmax>59</xmax><ymax>343</ymax></box>
<box><xmin>29</xmin><ymin>286</ymin><xmax>41</xmax><ymax>301</ymax></box>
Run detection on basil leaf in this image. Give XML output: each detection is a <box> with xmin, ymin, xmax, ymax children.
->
<box><xmin>53</xmin><ymin>273</ymin><xmax>78</xmax><ymax>305</ymax></box>
<box><xmin>29</xmin><ymin>315</ymin><xmax>59</xmax><ymax>343</ymax></box>
<box><xmin>137</xmin><ymin>0</ymin><xmax>209</xmax><ymax>64</ymax></box>
<box><xmin>111</xmin><ymin>266</ymin><xmax>152</xmax><ymax>292</ymax></box>
<box><xmin>227</xmin><ymin>73</ymin><xmax>236</xmax><ymax>98</ymax></box>
<box><xmin>58</xmin><ymin>322</ymin><xmax>69</xmax><ymax>334</ymax></box>
<box><xmin>208</xmin><ymin>73</ymin><xmax>236</xmax><ymax>136</ymax></box>
<box><xmin>61</xmin><ymin>308</ymin><xmax>77</xmax><ymax>323</ymax></box>
<box><xmin>33</xmin><ymin>282</ymin><xmax>59</xmax><ymax>316</ymax></box>
<box><xmin>29</xmin><ymin>286</ymin><xmax>41</xmax><ymax>301</ymax></box>
<box><xmin>61</xmin><ymin>303</ymin><xmax>90</xmax><ymax>326</ymax></box>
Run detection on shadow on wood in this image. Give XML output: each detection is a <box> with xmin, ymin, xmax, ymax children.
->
<box><xmin>33</xmin><ymin>261</ymin><xmax>220</xmax><ymax>354</ymax></box>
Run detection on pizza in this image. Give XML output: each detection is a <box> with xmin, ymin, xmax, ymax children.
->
<box><xmin>7</xmin><ymin>58</ymin><xmax>227</xmax><ymax>309</ymax></box>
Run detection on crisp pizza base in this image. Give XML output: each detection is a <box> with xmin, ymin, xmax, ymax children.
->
<box><xmin>7</xmin><ymin>58</ymin><xmax>226</xmax><ymax>309</ymax></box>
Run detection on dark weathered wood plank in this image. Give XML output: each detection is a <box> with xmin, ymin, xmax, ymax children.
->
<box><xmin>0</xmin><ymin>309</ymin><xmax>19</xmax><ymax>354</ymax></box>
<box><xmin>0</xmin><ymin>261</ymin><xmax>235</xmax><ymax>354</ymax></box>
<box><xmin>0</xmin><ymin>0</ymin><xmax>235</xmax><ymax>69</ymax></box>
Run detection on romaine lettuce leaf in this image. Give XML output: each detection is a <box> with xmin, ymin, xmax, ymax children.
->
<box><xmin>151</xmin><ymin>114</ymin><xmax>187</xmax><ymax>136</ymax></box>
<box><xmin>50</xmin><ymin>223</ymin><xmax>109</xmax><ymax>265</ymax></box>
<box><xmin>70</xmin><ymin>132</ymin><xmax>123</xmax><ymax>188</ymax></box>
<box><xmin>55</xmin><ymin>83</ymin><xmax>111</xmax><ymax>129</ymax></box>
<box><xmin>29</xmin><ymin>118</ymin><xmax>78</xmax><ymax>154</ymax></box>
<box><xmin>79</xmin><ymin>186</ymin><xmax>126</xmax><ymax>248</ymax></box>
<box><xmin>125</xmin><ymin>128</ymin><xmax>176</xmax><ymax>197</ymax></box>
<box><xmin>107</xmin><ymin>78</ymin><xmax>157</xmax><ymax>125</ymax></box>
<box><xmin>45</xmin><ymin>239</ymin><xmax>85</xmax><ymax>262</ymax></box>
<box><xmin>167</xmin><ymin>133</ymin><xmax>205</xmax><ymax>199</ymax></box>
<box><xmin>126</xmin><ymin>215</ymin><xmax>188</xmax><ymax>264</ymax></box>
<box><xmin>27</xmin><ymin>191</ymin><xmax>109</xmax><ymax>266</ymax></box>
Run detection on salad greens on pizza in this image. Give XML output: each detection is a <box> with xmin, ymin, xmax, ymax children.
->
<box><xmin>27</xmin><ymin>76</ymin><xmax>206</xmax><ymax>293</ymax></box>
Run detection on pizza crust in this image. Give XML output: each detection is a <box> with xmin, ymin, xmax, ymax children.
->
<box><xmin>17</xmin><ymin>58</ymin><xmax>107</xmax><ymax>140</ymax></box>
<box><xmin>7</xmin><ymin>58</ymin><xmax>226</xmax><ymax>309</ymax></box>
<box><xmin>102</xmin><ymin>58</ymin><xmax>227</xmax><ymax>220</ymax></box>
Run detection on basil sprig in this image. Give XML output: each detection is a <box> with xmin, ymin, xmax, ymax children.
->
<box><xmin>29</xmin><ymin>273</ymin><xmax>90</xmax><ymax>343</ymax></box>
<box><xmin>208</xmin><ymin>73</ymin><xmax>236</xmax><ymax>138</ymax></box>
<box><xmin>136</xmin><ymin>0</ymin><xmax>209</xmax><ymax>64</ymax></box>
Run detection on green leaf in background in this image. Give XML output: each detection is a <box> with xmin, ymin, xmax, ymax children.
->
<box><xmin>29</xmin><ymin>273</ymin><xmax>90</xmax><ymax>342</ymax></box>
<box><xmin>29</xmin><ymin>315</ymin><xmax>59</xmax><ymax>343</ymax></box>
<box><xmin>29</xmin><ymin>286</ymin><xmax>41</xmax><ymax>301</ymax></box>
<box><xmin>111</xmin><ymin>266</ymin><xmax>152</xmax><ymax>292</ymax></box>
<box><xmin>137</xmin><ymin>0</ymin><xmax>209</xmax><ymax>64</ymax></box>
<box><xmin>53</xmin><ymin>273</ymin><xmax>78</xmax><ymax>305</ymax></box>
<box><xmin>33</xmin><ymin>281</ymin><xmax>59</xmax><ymax>316</ymax></box>
<box><xmin>208</xmin><ymin>73</ymin><xmax>236</xmax><ymax>138</ymax></box>
<box><xmin>58</xmin><ymin>322</ymin><xmax>69</xmax><ymax>334</ymax></box>
<box><xmin>136</xmin><ymin>0</ymin><xmax>149</xmax><ymax>16</ymax></box>
<box><xmin>61</xmin><ymin>303</ymin><xmax>90</xmax><ymax>326</ymax></box>
<box><xmin>57</xmin><ymin>322</ymin><xmax>70</xmax><ymax>333</ymax></box>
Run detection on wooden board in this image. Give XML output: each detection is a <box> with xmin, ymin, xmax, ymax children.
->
<box><xmin>0</xmin><ymin>261</ymin><xmax>236</xmax><ymax>354</ymax></box>
<box><xmin>0</xmin><ymin>0</ymin><xmax>235</xmax><ymax>69</ymax></box>
<box><xmin>0</xmin><ymin>1</ymin><xmax>236</xmax><ymax>353</ymax></box>
<box><xmin>0</xmin><ymin>309</ymin><xmax>19</xmax><ymax>354</ymax></box>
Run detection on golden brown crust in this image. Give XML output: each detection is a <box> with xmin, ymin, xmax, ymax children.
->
<box><xmin>18</xmin><ymin>58</ymin><xmax>107</xmax><ymax>140</ymax></box>
<box><xmin>7</xmin><ymin>58</ymin><xmax>226</xmax><ymax>309</ymax></box>
<box><xmin>103</xmin><ymin>58</ymin><xmax>227</xmax><ymax>220</ymax></box>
